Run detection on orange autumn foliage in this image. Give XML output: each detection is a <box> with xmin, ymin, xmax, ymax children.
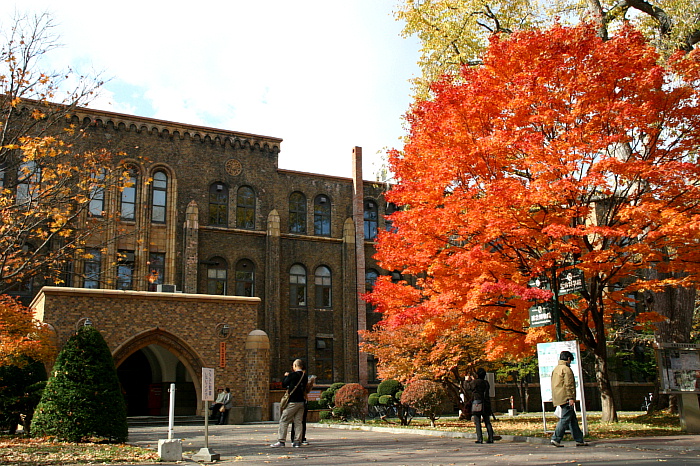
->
<box><xmin>369</xmin><ymin>23</ymin><xmax>700</xmax><ymax>421</ymax></box>
<box><xmin>0</xmin><ymin>294</ymin><xmax>56</xmax><ymax>367</ymax></box>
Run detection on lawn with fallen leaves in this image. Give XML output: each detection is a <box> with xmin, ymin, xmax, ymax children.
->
<box><xmin>359</xmin><ymin>411</ymin><xmax>684</xmax><ymax>439</ymax></box>
<box><xmin>0</xmin><ymin>436</ymin><xmax>160</xmax><ymax>465</ymax></box>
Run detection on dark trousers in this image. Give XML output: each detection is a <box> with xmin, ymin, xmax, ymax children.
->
<box><xmin>290</xmin><ymin>400</ymin><xmax>308</xmax><ymax>442</ymax></box>
<box><xmin>210</xmin><ymin>403</ymin><xmax>222</xmax><ymax>420</ymax></box>
<box><xmin>218</xmin><ymin>408</ymin><xmax>229</xmax><ymax>425</ymax></box>
<box><xmin>473</xmin><ymin>413</ymin><xmax>494</xmax><ymax>442</ymax></box>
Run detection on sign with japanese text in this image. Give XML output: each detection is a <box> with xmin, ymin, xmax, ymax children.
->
<box><xmin>202</xmin><ymin>367</ymin><xmax>215</xmax><ymax>401</ymax></box>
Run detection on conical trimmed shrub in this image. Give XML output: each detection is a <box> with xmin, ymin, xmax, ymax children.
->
<box><xmin>32</xmin><ymin>326</ymin><xmax>127</xmax><ymax>442</ymax></box>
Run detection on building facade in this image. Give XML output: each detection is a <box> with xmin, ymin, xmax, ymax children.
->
<box><xmin>23</xmin><ymin>106</ymin><xmax>389</xmax><ymax>414</ymax></box>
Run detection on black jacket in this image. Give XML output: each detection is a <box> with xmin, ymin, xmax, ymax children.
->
<box><xmin>282</xmin><ymin>371</ymin><xmax>308</xmax><ymax>402</ymax></box>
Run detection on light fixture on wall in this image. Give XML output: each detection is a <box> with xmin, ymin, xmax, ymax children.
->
<box><xmin>75</xmin><ymin>317</ymin><xmax>94</xmax><ymax>331</ymax></box>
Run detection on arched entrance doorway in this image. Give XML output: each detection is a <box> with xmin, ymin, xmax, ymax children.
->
<box><xmin>113</xmin><ymin>328</ymin><xmax>204</xmax><ymax>417</ymax></box>
<box><xmin>117</xmin><ymin>344</ymin><xmax>197</xmax><ymax>416</ymax></box>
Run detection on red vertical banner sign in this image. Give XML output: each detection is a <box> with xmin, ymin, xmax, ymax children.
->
<box><xmin>219</xmin><ymin>341</ymin><xmax>226</xmax><ymax>368</ymax></box>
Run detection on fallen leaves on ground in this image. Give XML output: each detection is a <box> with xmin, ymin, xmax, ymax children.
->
<box><xmin>0</xmin><ymin>436</ymin><xmax>160</xmax><ymax>465</ymax></box>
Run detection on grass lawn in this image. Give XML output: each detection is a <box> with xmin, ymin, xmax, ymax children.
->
<box><xmin>0</xmin><ymin>436</ymin><xmax>160</xmax><ymax>465</ymax></box>
<box><xmin>356</xmin><ymin>411</ymin><xmax>685</xmax><ymax>440</ymax></box>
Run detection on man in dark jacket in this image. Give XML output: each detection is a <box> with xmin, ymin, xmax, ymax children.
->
<box><xmin>468</xmin><ymin>368</ymin><xmax>494</xmax><ymax>444</ymax></box>
<box><xmin>550</xmin><ymin>350</ymin><xmax>588</xmax><ymax>447</ymax></box>
<box><xmin>270</xmin><ymin>359</ymin><xmax>307</xmax><ymax>448</ymax></box>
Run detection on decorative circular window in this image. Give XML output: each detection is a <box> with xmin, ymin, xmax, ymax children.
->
<box><xmin>216</xmin><ymin>323</ymin><xmax>231</xmax><ymax>340</ymax></box>
<box><xmin>225</xmin><ymin>158</ymin><xmax>242</xmax><ymax>176</ymax></box>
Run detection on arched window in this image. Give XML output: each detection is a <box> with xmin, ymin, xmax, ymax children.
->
<box><xmin>236</xmin><ymin>186</ymin><xmax>255</xmax><ymax>229</ymax></box>
<box><xmin>364</xmin><ymin>199</ymin><xmax>378</xmax><ymax>240</ymax></box>
<box><xmin>289</xmin><ymin>264</ymin><xmax>307</xmax><ymax>307</ymax></box>
<box><xmin>235</xmin><ymin>259</ymin><xmax>255</xmax><ymax>297</ymax></box>
<box><xmin>289</xmin><ymin>192</ymin><xmax>307</xmax><ymax>234</ymax></box>
<box><xmin>314</xmin><ymin>194</ymin><xmax>331</xmax><ymax>236</ymax></box>
<box><xmin>151</xmin><ymin>170</ymin><xmax>168</xmax><ymax>223</ymax></box>
<box><xmin>209</xmin><ymin>182</ymin><xmax>228</xmax><ymax>226</ymax></box>
<box><xmin>16</xmin><ymin>160</ymin><xmax>41</xmax><ymax>206</ymax></box>
<box><xmin>207</xmin><ymin>257</ymin><xmax>228</xmax><ymax>295</ymax></box>
<box><xmin>121</xmin><ymin>166</ymin><xmax>138</xmax><ymax>220</ymax></box>
<box><xmin>88</xmin><ymin>169</ymin><xmax>106</xmax><ymax>217</ymax></box>
<box><xmin>315</xmin><ymin>265</ymin><xmax>332</xmax><ymax>308</ymax></box>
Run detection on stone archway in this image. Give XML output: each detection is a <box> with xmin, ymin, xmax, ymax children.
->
<box><xmin>113</xmin><ymin>328</ymin><xmax>205</xmax><ymax>414</ymax></box>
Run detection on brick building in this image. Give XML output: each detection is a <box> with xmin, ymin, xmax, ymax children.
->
<box><xmin>25</xmin><ymin>106</ymin><xmax>389</xmax><ymax>417</ymax></box>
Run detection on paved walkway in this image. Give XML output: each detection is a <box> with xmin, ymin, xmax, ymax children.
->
<box><xmin>127</xmin><ymin>422</ymin><xmax>700</xmax><ymax>465</ymax></box>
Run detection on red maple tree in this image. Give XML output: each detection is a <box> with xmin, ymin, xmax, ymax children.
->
<box><xmin>369</xmin><ymin>23</ymin><xmax>700</xmax><ymax>422</ymax></box>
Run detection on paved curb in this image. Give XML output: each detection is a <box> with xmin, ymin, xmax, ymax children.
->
<box><xmin>315</xmin><ymin>422</ymin><xmax>700</xmax><ymax>451</ymax></box>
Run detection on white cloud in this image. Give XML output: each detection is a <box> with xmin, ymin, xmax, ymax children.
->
<box><xmin>1</xmin><ymin>0</ymin><xmax>419</xmax><ymax>178</ymax></box>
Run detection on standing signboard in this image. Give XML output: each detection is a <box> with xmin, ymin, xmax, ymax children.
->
<box><xmin>655</xmin><ymin>343</ymin><xmax>700</xmax><ymax>432</ymax></box>
<box><xmin>537</xmin><ymin>340</ymin><xmax>588</xmax><ymax>435</ymax></box>
<box><xmin>202</xmin><ymin>367</ymin><xmax>215</xmax><ymax>402</ymax></box>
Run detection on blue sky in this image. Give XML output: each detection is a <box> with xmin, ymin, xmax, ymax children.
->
<box><xmin>0</xmin><ymin>1</ymin><xmax>421</xmax><ymax>179</ymax></box>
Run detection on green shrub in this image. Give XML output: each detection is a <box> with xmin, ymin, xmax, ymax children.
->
<box><xmin>319</xmin><ymin>409</ymin><xmax>332</xmax><ymax>420</ymax></box>
<box><xmin>307</xmin><ymin>400</ymin><xmax>323</xmax><ymax>410</ymax></box>
<box><xmin>377</xmin><ymin>379</ymin><xmax>402</xmax><ymax>398</ymax></box>
<box><xmin>368</xmin><ymin>393</ymin><xmax>380</xmax><ymax>407</ymax></box>
<box><xmin>320</xmin><ymin>382</ymin><xmax>345</xmax><ymax>408</ymax></box>
<box><xmin>0</xmin><ymin>357</ymin><xmax>46</xmax><ymax>434</ymax></box>
<box><xmin>401</xmin><ymin>380</ymin><xmax>448</xmax><ymax>427</ymax></box>
<box><xmin>332</xmin><ymin>406</ymin><xmax>349</xmax><ymax>419</ymax></box>
<box><xmin>32</xmin><ymin>327</ymin><xmax>127</xmax><ymax>443</ymax></box>
<box><xmin>378</xmin><ymin>394</ymin><xmax>394</xmax><ymax>406</ymax></box>
<box><xmin>334</xmin><ymin>383</ymin><xmax>368</xmax><ymax>422</ymax></box>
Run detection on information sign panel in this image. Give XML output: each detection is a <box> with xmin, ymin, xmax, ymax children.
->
<box><xmin>656</xmin><ymin>344</ymin><xmax>700</xmax><ymax>394</ymax></box>
<box><xmin>202</xmin><ymin>367</ymin><xmax>215</xmax><ymax>402</ymax></box>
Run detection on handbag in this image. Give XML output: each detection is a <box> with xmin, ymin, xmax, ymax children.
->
<box><xmin>554</xmin><ymin>405</ymin><xmax>563</xmax><ymax>418</ymax></box>
<box><xmin>219</xmin><ymin>405</ymin><xmax>226</xmax><ymax>413</ymax></box>
<box><xmin>279</xmin><ymin>371</ymin><xmax>305</xmax><ymax>412</ymax></box>
<box><xmin>471</xmin><ymin>400</ymin><xmax>483</xmax><ymax>413</ymax></box>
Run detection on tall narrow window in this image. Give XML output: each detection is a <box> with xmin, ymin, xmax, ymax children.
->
<box><xmin>151</xmin><ymin>170</ymin><xmax>167</xmax><ymax>223</ymax></box>
<box><xmin>289</xmin><ymin>192</ymin><xmax>307</xmax><ymax>234</ymax></box>
<box><xmin>116</xmin><ymin>250</ymin><xmax>135</xmax><ymax>290</ymax></box>
<box><xmin>16</xmin><ymin>160</ymin><xmax>41</xmax><ymax>205</ymax></box>
<box><xmin>148</xmin><ymin>252</ymin><xmax>165</xmax><ymax>290</ymax></box>
<box><xmin>289</xmin><ymin>264</ymin><xmax>307</xmax><ymax>307</ymax></box>
<box><xmin>365</xmin><ymin>268</ymin><xmax>382</xmax><ymax>329</ymax></box>
<box><xmin>385</xmin><ymin>202</ymin><xmax>397</xmax><ymax>232</ymax></box>
<box><xmin>315</xmin><ymin>265</ymin><xmax>332</xmax><ymax>308</ymax></box>
<box><xmin>235</xmin><ymin>259</ymin><xmax>255</xmax><ymax>297</ymax></box>
<box><xmin>314</xmin><ymin>194</ymin><xmax>331</xmax><ymax>236</ymax></box>
<box><xmin>236</xmin><ymin>186</ymin><xmax>255</xmax><ymax>229</ymax></box>
<box><xmin>209</xmin><ymin>182</ymin><xmax>228</xmax><ymax>226</ymax></box>
<box><xmin>121</xmin><ymin>167</ymin><xmax>138</xmax><ymax>220</ymax></box>
<box><xmin>316</xmin><ymin>338</ymin><xmax>334</xmax><ymax>383</ymax></box>
<box><xmin>88</xmin><ymin>169</ymin><xmax>106</xmax><ymax>217</ymax></box>
<box><xmin>83</xmin><ymin>248</ymin><xmax>102</xmax><ymax>289</ymax></box>
<box><xmin>364</xmin><ymin>200</ymin><xmax>378</xmax><ymax>240</ymax></box>
<box><xmin>207</xmin><ymin>257</ymin><xmax>227</xmax><ymax>295</ymax></box>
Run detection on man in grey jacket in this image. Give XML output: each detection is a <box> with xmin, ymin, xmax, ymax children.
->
<box><xmin>550</xmin><ymin>350</ymin><xmax>588</xmax><ymax>447</ymax></box>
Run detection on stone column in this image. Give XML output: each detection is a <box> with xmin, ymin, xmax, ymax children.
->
<box><xmin>351</xmin><ymin>147</ymin><xmax>367</xmax><ymax>385</ymax></box>
<box><xmin>245</xmin><ymin>330</ymin><xmax>270</xmax><ymax>421</ymax></box>
<box><xmin>182</xmin><ymin>200</ymin><xmax>199</xmax><ymax>294</ymax></box>
<box><xmin>342</xmin><ymin>217</ymin><xmax>359</xmax><ymax>382</ymax></box>
<box><xmin>265</xmin><ymin>210</ymin><xmax>281</xmax><ymax>377</ymax></box>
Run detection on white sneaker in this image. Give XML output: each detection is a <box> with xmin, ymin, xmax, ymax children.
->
<box><xmin>270</xmin><ymin>441</ymin><xmax>285</xmax><ymax>447</ymax></box>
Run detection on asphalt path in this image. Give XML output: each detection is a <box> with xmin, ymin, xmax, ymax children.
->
<box><xmin>127</xmin><ymin>422</ymin><xmax>700</xmax><ymax>466</ymax></box>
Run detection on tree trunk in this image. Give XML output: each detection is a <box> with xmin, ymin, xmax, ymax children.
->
<box><xmin>594</xmin><ymin>351</ymin><xmax>618</xmax><ymax>422</ymax></box>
